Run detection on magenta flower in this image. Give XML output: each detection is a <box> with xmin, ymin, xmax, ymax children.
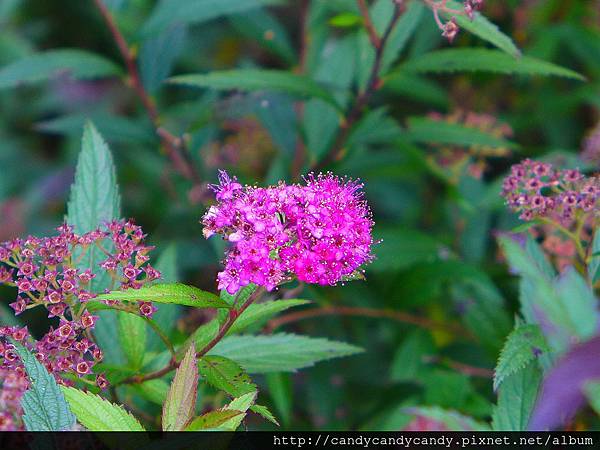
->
<box><xmin>202</xmin><ymin>171</ymin><xmax>375</xmax><ymax>294</ymax></box>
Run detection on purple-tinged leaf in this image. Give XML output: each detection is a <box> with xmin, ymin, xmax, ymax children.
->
<box><xmin>162</xmin><ymin>344</ymin><xmax>198</xmax><ymax>431</ymax></box>
<box><xmin>529</xmin><ymin>335</ymin><xmax>600</xmax><ymax>430</ymax></box>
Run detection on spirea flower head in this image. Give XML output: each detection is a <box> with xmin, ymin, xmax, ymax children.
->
<box><xmin>501</xmin><ymin>159</ymin><xmax>600</xmax><ymax>223</ymax></box>
<box><xmin>202</xmin><ymin>171</ymin><xmax>375</xmax><ymax>294</ymax></box>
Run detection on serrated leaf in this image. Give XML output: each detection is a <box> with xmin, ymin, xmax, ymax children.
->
<box><xmin>67</xmin><ymin>122</ymin><xmax>123</xmax><ymax>365</ymax></box>
<box><xmin>441</xmin><ymin>1</ymin><xmax>520</xmax><ymax>57</ymax></box>
<box><xmin>498</xmin><ymin>236</ymin><xmax>596</xmax><ymax>355</ymax></box>
<box><xmin>118</xmin><ymin>312</ymin><xmax>146</xmax><ymax>370</ymax></box>
<box><xmin>97</xmin><ymin>283</ymin><xmax>230</xmax><ymax>308</ymax></box>
<box><xmin>492</xmin><ymin>362</ymin><xmax>542</xmax><ymax>431</ymax></box>
<box><xmin>216</xmin><ymin>391</ymin><xmax>257</xmax><ymax>431</ymax></box>
<box><xmin>184</xmin><ymin>410</ymin><xmax>244</xmax><ymax>431</ymax></box>
<box><xmin>198</xmin><ymin>355</ymin><xmax>256</xmax><ymax>398</ymax></box>
<box><xmin>494</xmin><ymin>323</ymin><xmax>548</xmax><ymax>391</ymax></box>
<box><xmin>398</xmin><ymin>49</ymin><xmax>585</xmax><ymax>80</ymax></box>
<box><xmin>250</xmin><ymin>404</ymin><xmax>279</xmax><ymax>426</ymax></box>
<box><xmin>405</xmin><ymin>116</ymin><xmax>517</xmax><ymax>149</ymax></box>
<box><xmin>0</xmin><ymin>49</ymin><xmax>121</xmax><ymax>89</ymax></box>
<box><xmin>67</xmin><ymin>121</ymin><xmax>121</xmax><ymax>292</ymax></box>
<box><xmin>11</xmin><ymin>341</ymin><xmax>76</xmax><ymax>431</ymax></box>
<box><xmin>209</xmin><ymin>333</ymin><xmax>363</xmax><ymax>373</ymax></box>
<box><xmin>169</xmin><ymin>70</ymin><xmax>341</xmax><ymax>110</ymax></box>
<box><xmin>163</xmin><ymin>344</ymin><xmax>198</xmax><ymax>431</ymax></box>
<box><xmin>61</xmin><ymin>386</ymin><xmax>145</xmax><ymax>431</ymax></box>
<box><xmin>227</xmin><ymin>299</ymin><xmax>310</xmax><ymax>335</ymax></box>
<box><xmin>143</xmin><ymin>0</ymin><xmax>285</xmax><ymax>34</ymax></box>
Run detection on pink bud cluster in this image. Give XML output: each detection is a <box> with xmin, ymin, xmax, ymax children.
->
<box><xmin>501</xmin><ymin>159</ymin><xmax>600</xmax><ymax>222</ymax></box>
<box><xmin>0</xmin><ymin>220</ymin><xmax>160</xmax><ymax>429</ymax></box>
<box><xmin>202</xmin><ymin>171</ymin><xmax>374</xmax><ymax>295</ymax></box>
<box><xmin>0</xmin><ymin>325</ymin><xmax>105</xmax><ymax>430</ymax></box>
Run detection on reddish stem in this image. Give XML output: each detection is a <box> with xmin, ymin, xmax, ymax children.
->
<box><xmin>91</xmin><ymin>0</ymin><xmax>200</xmax><ymax>184</ymax></box>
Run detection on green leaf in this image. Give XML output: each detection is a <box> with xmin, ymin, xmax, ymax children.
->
<box><xmin>390</xmin><ymin>329</ymin><xmax>435</xmax><ymax>382</ymax></box>
<box><xmin>143</xmin><ymin>0</ymin><xmax>285</xmax><ymax>34</ymax></box>
<box><xmin>250</xmin><ymin>404</ymin><xmax>279</xmax><ymax>426</ymax></box>
<box><xmin>441</xmin><ymin>0</ymin><xmax>520</xmax><ymax>57</ymax></box>
<box><xmin>329</xmin><ymin>12</ymin><xmax>363</xmax><ymax>28</ymax></box>
<box><xmin>216</xmin><ymin>392</ymin><xmax>257</xmax><ymax>431</ymax></box>
<box><xmin>498</xmin><ymin>237</ymin><xmax>596</xmax><ymax>354</ymax></box>
<box><xmin>97</xmin><ymin>283</ymin><xmax>230</xmax><ymax>309</ymax></box>
<box><xmin>229</xmin><ymin>10</ymin><xmax>296</xmax><ymax>64</ymax></box>
<box><xmin>185</xmin><ymin>410</ymin><xmax>244</xmax><ymax>431</ymax></box>
<box><xmin>11</xmin><ymin>341</ymin><xmax>75</xmax><ymax>431</ymax></box>
<box><xmin>266</xmin><ymin>373</ymin><xmax>292</xmax><ymax>426</ymax></box>
<box><xmin>169</xmin><ymin>70</ymin><xmax>341</xmax><ymax>110</ymax></box>
<box><xmin>369</xmin><ymin>227</ymin><xmax>447</xmax><ymax>272</ymax></box>
<box><xmin>220</xmin><ymin>283</ymin><xmax>257</xmax><ymax>307</ymax></box>
<box><xmin>67</xmin><ymin>122</ymin><xmax>123</xmax><ymax>365</ymax></box>
<box><xmin>140</xmin><ymin>24</ymin><xmax>187</xmax><ymax>93</ymax></box>
<box><xmin>403</xmin><ymin>406</ymin><xmax>490</xmax><ymax>431</ymax></box>
<box><xmin>209</xmin><ymin>333</ymin><xmax>363</xmax><ymax>373</ymax></box>
<box><xmin>588</xmin><ymin>229</ymin><xmax>600</xmax><ymax>283</ymax></box>
<box><xmin>67</xmin><ymin>121</ymin><xmax>121</xmax><ymax>292</ymax></box>
<box><xmin>118</xmin><ymin>312</ymin><xmax>147</xmax><ymax>370</ymax></box>
<box><xmin>132</xmin><ymin>379</ymin><xmax>169</xmax><ymax>406</ymax></box>
<box><xmin>163</xmin><ymin>344</ymin><xmax>199</xmax><ymax>431</ymax></box>
<box><xmin>492</xmin><ymin>362</ymin><xmax>542</xmax><ymax>431</ymax></box>
<box><xmin>227</xmin><ymin>299</ymin><xmax>310</xmax><ymax>335</ymax></box>
<box><xmin>0</xmin><ymin>49</ymin><xmax>120</xmax><ymax>89</ymax></box>
<box><xmin>405</xmin><ymin>116</ymin><xmax>517</xmax><ymax>149</ymax></box>
<box><xmin>198</xmin><ymin>355</ymin><xmax>256</xmax><ymax>398</ymax></box>
<box><xmin>398</xmin><ymin>49</ymin><xmax>585</xmax><ymax>80</ymax></box>
<box><xmin>494</xmin><ymin>323</ymin><xmax>548</xmax><ymax>391</ymax></box>
<box><xmin>61</xmin><ymin>386</ymin><xmax>145</xmax><ymax>431</ymax></box>
<box><xmin>147</xmin><ymin>244</ymin><xmax>181</xmax><ymax>352</ymax></box>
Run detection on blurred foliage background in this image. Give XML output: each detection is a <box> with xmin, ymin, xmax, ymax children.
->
<box><xmin>0</xmin><ymin>0</ymin><xmax>599</xmax><ymax>430</ymax></box>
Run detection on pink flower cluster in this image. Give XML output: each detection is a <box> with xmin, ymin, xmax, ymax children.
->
<box><xmin>501</xmin><ymin>159</ymin><xmax>600</xmax><ymax>222</ymax></box>
<box><xmin>0</xmin><ymin>325</ymin><xmax>104</xmax><ymax>430</ymax></box>
<box><xmin>0</xmin><ymin>220</ymin><xmax>160</xmax><ymax>429</ymax></box>
<box><xmin>202</xmin><ymin>171</ymin><xmax>374</xmax><ymax>295</ymax></box>
<box><xmin>0</xmin><ymin>221</ymin><xmax>160</xmax><ymax>318</ymax></box>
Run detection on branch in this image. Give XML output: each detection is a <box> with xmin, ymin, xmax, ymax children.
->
<box><xmin>118</xmin><ymin>287</ymin><xmax>265</xmax><ymax>385</ymax></box>
<box><xmin>313</xmin><ymin>1</ymin><xmax>404</xmax><ymax>170</ymax></box>
<box><xmin>91</xmin><ymin>0</ymin><xmax>201</xmax><ymax>184</ymax></box>
<box><xmin>357</xmin><ymin>0</ymin><xmax>381</xmax><ymax>49</ymax></box>
<box><xmin>264</xmin><ymin>305</ymin><xmax>472</xmax><ymax>338</ymax></box>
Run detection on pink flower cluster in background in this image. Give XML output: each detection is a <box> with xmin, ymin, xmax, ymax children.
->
<box><xmin>501</xmin><ymin>159</ymin><xmax>600</xmax><ymax>223</ymax></box>
<box><xmin>202</xmin><ymin>171</ymin><xmax>374</xmax><ymax>295</ymax></box>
